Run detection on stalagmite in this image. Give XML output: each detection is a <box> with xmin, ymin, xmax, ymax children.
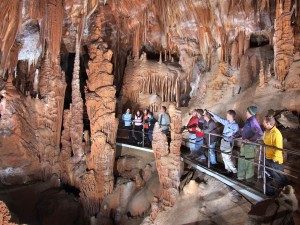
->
<box><xmin>86</xmin><ymin>41</ymin><xmax>118</xmax><ymax>202</ymax></box>
<box><xmin>274</xmin><ymin>0</ymin><xmax>294</xmax><ymax>81</ymax></box>
<box><xmin>152</xmin><ymin>104</ymin><xmax>181</xmax><ymax>210</ymax></box>
<box><xmin>259</xmin><ymin>60</ymin><xmax>265</xmax><ymax>87</ymax></box>
<box><xmin>70</xmin><ymin>36</ymin><xmax>84</xmax><ymax>161</ymax></box>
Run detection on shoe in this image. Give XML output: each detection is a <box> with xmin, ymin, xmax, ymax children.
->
<box><xmin>237</xmin><ymin>177</ymin><xmax>245</xmax><ymax>181</ymax></box>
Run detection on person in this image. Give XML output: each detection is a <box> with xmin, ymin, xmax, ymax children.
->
<box><xmin>263</xmin><ymin>115</ymin><xmax>288</xmax><ymax>196</ymax></box>
<box><xmin>233</xmin><ymin>106</ymin><xmax>263</xmax><ymax>182</ymax></box>
<box><xmin>202</xmin><ymin>111</ymin><xmax>219</xmax><ymax>165</ymax></box>
<box><xmin>208</xmin><ymin>109</ymin><xmax>239</xmax><ymax>175</ymax></box>
<box><xmin>195</xmin><ymin>109</ymin><xmax>205</xmax><ymax>160</ymax></box>
<box><xmin>143</xmin><ymin>109</ymin><xmax>150</xmax><ymax>134</ymax></box>
<box><xmin>186</xmin><ymin>109</ymin><xmax>199</xmax><ymax>158</ymax></box>
<box><xmin>158</xmin><ymin>106</ymin><xmax>170</xmax><ymax>135</ymax></box>
<box><xmin>133</xmin><ymin>110</ymin><xmax>143</xmax><ymax>145</ymax></box>
<box><xmin>122</xmin><ymin>108</ymin><xmax>133</xmax><ymax>144</ymax></box>
<box><xmin>146</xmin><ymin>112</ymin><xmax>156</xmax><ymax>145</ymax></box>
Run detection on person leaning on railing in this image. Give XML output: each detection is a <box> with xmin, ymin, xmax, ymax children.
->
<box><xmin>202</xmin><ymin>110</ymin><xmax>219</xmax><ymax>165</ymax></box>
<box><xmin>232</xmin><ymin>106</ymin><xmax>263</xmax><ymax>183</ymax></box>
<box><xmin>186</xmin><ymin>109</ymin><xmax>199</xmax><ymax>158</ymax></box>
<box><xmin>262</xmin><ymin>115</ymin><xmax>289</xmax><ymax>196</ymax></box>
<box><xmin>208</xmin><ymin>109</ymin><xmax>239</xmax><ymax>175</ymax></box>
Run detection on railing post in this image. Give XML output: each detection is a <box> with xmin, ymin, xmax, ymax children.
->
<box><xmin>208</xmin><ymin>133</ymin><xmax>211</xmax><ymax>169</ymax></box>
<box><xmin>142</xmin><ymin>127</ymin><xmax>145</xmax><ymax>147</ymax></box>
<box><xmin>263</xmin><ymin>145</ymin><xmax>266</xmax><ymax>195</ymax></box>
<box><xmin>257</xmin><ymin>145</ymin><xmax>262</xmax><ymax>179</ymax></box>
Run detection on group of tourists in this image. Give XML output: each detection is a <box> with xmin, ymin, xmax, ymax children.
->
<box><xmin>121</xmin><ymin>106</ymin><xmax>170</xmax><ymax>145</ymax></box>
<box><xmin>187</xmin><ymin>106</ymin><xmax>289</xmax><ymax>196</ymax></box>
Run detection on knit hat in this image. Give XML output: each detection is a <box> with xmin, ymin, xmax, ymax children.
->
<box><xmin>247</xmin><ymin>106</ymin><xmax>258</xmax><ymax>116</ymax></box>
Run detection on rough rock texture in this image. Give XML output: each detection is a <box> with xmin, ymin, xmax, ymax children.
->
<box><xmin>0</xmin><ymin>201</ymin><xmax>16</xmax><ymax>225</ymax></box>
<box><xmin>85</xmin><ymin>40</ymin><xmax>118</xmax><ymax>202</ymax></box>
<box><xmin>70</xmin><ymin>37</ymin><xmax>84</xmax><ymax>161</ymax></box>
<box><xmin>152</xmin><ymin>104</ymin><xmax>182</xmax><ymax>210</ymax></box>
<box><xmin>94</xmin><ymin>156</ymin><xmax>161</xmax><ymax>225</ymax></box>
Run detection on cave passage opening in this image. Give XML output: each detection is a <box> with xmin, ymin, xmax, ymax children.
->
<box><xmin>250</xmin><ymin>34</ymin><xmax>270</xmax><ymax>48</ymax></box>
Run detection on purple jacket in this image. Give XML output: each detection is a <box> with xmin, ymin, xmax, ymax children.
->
<box><xmin>234</xmin><ymin>116</ymin><xmax>263</xmax><ymax>142</ymax></box>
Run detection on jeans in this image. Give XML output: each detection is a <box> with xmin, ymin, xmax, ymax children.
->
<box><xmin>265</xmin><ymin>158</ymin><xmax>289</xmax><ymax>196</ymax></box>
<box><xmin>208</xmin><ymin>142</ymin><xmax>217</xmax><ymax>164</ymax></box>
<box><xmin>189</xmin><ymin>133</ymin><xmax>197</xmax><ymax>153</ymax></box>
<box><xmin>196</xmin><ymin>137</ymin><xmax>204</xmax><ymax>156</ymax></box>
<box><xmin>148</xmin><ymin>130</ymin><xmax>153</xmax><ymax>143</ymax></box>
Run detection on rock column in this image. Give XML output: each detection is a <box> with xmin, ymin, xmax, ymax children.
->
<box><xmin>85</xmin><ymin>41</ymin><xmax>118</xmax><ymax>202</ymax></box>
<box><xmin>152</xmin><ymin>104</ymin><xmax>182</xmax><ymax>209</ymax></box>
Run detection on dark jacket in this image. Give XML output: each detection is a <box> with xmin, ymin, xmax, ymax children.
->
<box><xmin>203</xmin><ymin>119</ymin><xmax>219</xmax><ymax>144</ymax></box>
<box><xmin>234</xmin><ymin>116</ymin><xmax>263</xmax><ymax>142</ymax></box>
<box><xmin>147</xmin><ymin>117</ymin><xmax>156</xmax><ymax>131</ymax></box>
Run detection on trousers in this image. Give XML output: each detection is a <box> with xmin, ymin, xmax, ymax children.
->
<box><xmin>237</xmin><ymin>144</ymin><xmax>256</xmax><ymax>181</ymax></box>
<box><xmin>220</xmin><ymin>139</ymin><xmax>237</xmax><ymax>173</ymax></box>
<box><xmin>265</xmin><ymin>159</ymin><xmax>289</xmax><ymax>196</ymax></box>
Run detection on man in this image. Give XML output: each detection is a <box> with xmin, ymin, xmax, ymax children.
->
<box><xmin>233</xmin><ymin>106</ymin><xmax>263</xmax><ymax>182</ymax></box>
<box><xmin>202</xmin><ymin>111</ymin><xmax>218</xmax><ymax>165</ymax></box>
<box><xmin>158</xmin><ymin>106</ymin><xmax>170</xmax><ymax>134</ymax></box>
<box><xmin>209</xmin><ymin>110</ymin><xmax>239</xmax><ymax>175</ymax></box>
<box><xmin>263</xmin><ymin>115</ymin><xmax>288</xmax><ymax>196</ymax></box>
<box><xmin>186</xmin><ymin>109</ymin><xmax>199</xmax><ymax>158</ymax></box>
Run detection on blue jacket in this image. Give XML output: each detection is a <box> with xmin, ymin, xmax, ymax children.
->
<box><xmin>211</xmin><ymin>112</ymin><xmax>239</xmax><ymax>142</ymax></box>
<box><xmin>234</xmin><ymin>116</ymin><xmax>263</xmax><ymax>142</ymax></box>
<box><xmin>122</xmin><ymin>113</ymin><xmax>132</xmax><ymax>126</ymax></box>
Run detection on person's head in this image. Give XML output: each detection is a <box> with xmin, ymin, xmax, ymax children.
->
<box><xmin>204</xmin><ymin>111</ymin><xmax>212</xmax><ymax>122</ymax></box>
<box><xmin>227</xmin><ymin>110</ymin><xmax>236</xmax><ymax>121</ymax></box>
<box><xmin>263</xmin><ymin>116</ymin><xmax>276</xmax><ymax>130</ymax></box>
<box><xmin>126</xmin><ymin>108</ymin><xmax>130</xmax><ymax>114</ymax></box>
<box><xmin>246</xmin><ymin>106</ymin><xmax>258</xmax><ymax>119</ymax></box>
<box><xmin>148</xmin><ymin>112</ymin><xmax>153</xmax><ymax>118</ymax></box>
<box><xmin>144</xmin><ymin>109</ymin><xmax>149</xmax><ymax>115</ymax></box>
<box><xmin>160</xmin><ymin>106</ymin><xmax>167</xmax><ymax>114</ymax></box>
<box><xmin>196</xmin><ymin>109</ymin><xmax>204</xmax><ymax>117</ymax></box>
<box><xmin>136</xmin><ymin>110</ymin><xmax>141</xmax><ymax>116</ymax></box>
<box><xmin>191</xmin><ymin>109</ymin><xmax>197</xmax><ymax>117</ymax></box>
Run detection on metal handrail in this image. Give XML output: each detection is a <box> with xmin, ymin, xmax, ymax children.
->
<box><xmin>117</xmin><ymin>125</ymin><xmax>299</xmax><ymax>195</ymax></box>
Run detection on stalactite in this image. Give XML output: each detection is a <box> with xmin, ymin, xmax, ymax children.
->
<box><xmin>274</xmin><ymin>0</ymin><xmax>294</xmax><ymax>81</ymax></box>
<box><xmin>259</xmin><ymin>60</ymin><xmax>265</xmax><ymax>87</ymax></box>
<box><xmin>231</xmin><ymin>40</ymin><xmax>239</xmax><ymax>69</ymax></box>
<box><xmin>0</xmin><ymin>0</ymin><xmax>22</xmax><ymax>77</ymax></box>
<box><xmin>70</xmin><ymin>36</ymin><xmax>84</xmax><ymax>160</ymax></box>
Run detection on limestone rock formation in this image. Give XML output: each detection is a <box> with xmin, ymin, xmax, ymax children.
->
<box><xmin>274</xmin><ymin>0</ymin><xmax>294</xmax><ymax>82</ymax></box>
<box><xmin>152</xmin><ymin>104</ymin><xmax>182</xmax><ymax>210</ymax></box>
<box><xmin>85</xmin><ymin>40</ymin><xmax>118</xmax><ymax>202</ymax></box>
<box><xmin>0</xmin><ymin>201</ymin><xmax>16</xmax><ymax>225</ymax></box>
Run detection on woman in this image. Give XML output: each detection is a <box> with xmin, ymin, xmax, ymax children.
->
<box><xmin>122</xmin><ymin>108</ymin><xmax>133</xmax><ymax>143</ymax></box>
<box><xmin>143</xmin><ymin>109</ymin><xmax>150</xmax><ymax>134</ymax></box>
<box><xmin>133</xmin><ymin>110</ymin><xmax>143</xmax><ymax>145</ymax></box>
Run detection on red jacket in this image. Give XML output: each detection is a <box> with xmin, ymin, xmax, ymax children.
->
<box><xmin>187</xmin><ymin>116</ymin><xmax>204</xmax><ymax>137</ymax></box>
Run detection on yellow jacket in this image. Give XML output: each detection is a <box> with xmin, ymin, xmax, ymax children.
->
<box><xmin>264</xmin><ymin>126</ymin><xmax>283</xmax><ymax>164</ymax></box>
